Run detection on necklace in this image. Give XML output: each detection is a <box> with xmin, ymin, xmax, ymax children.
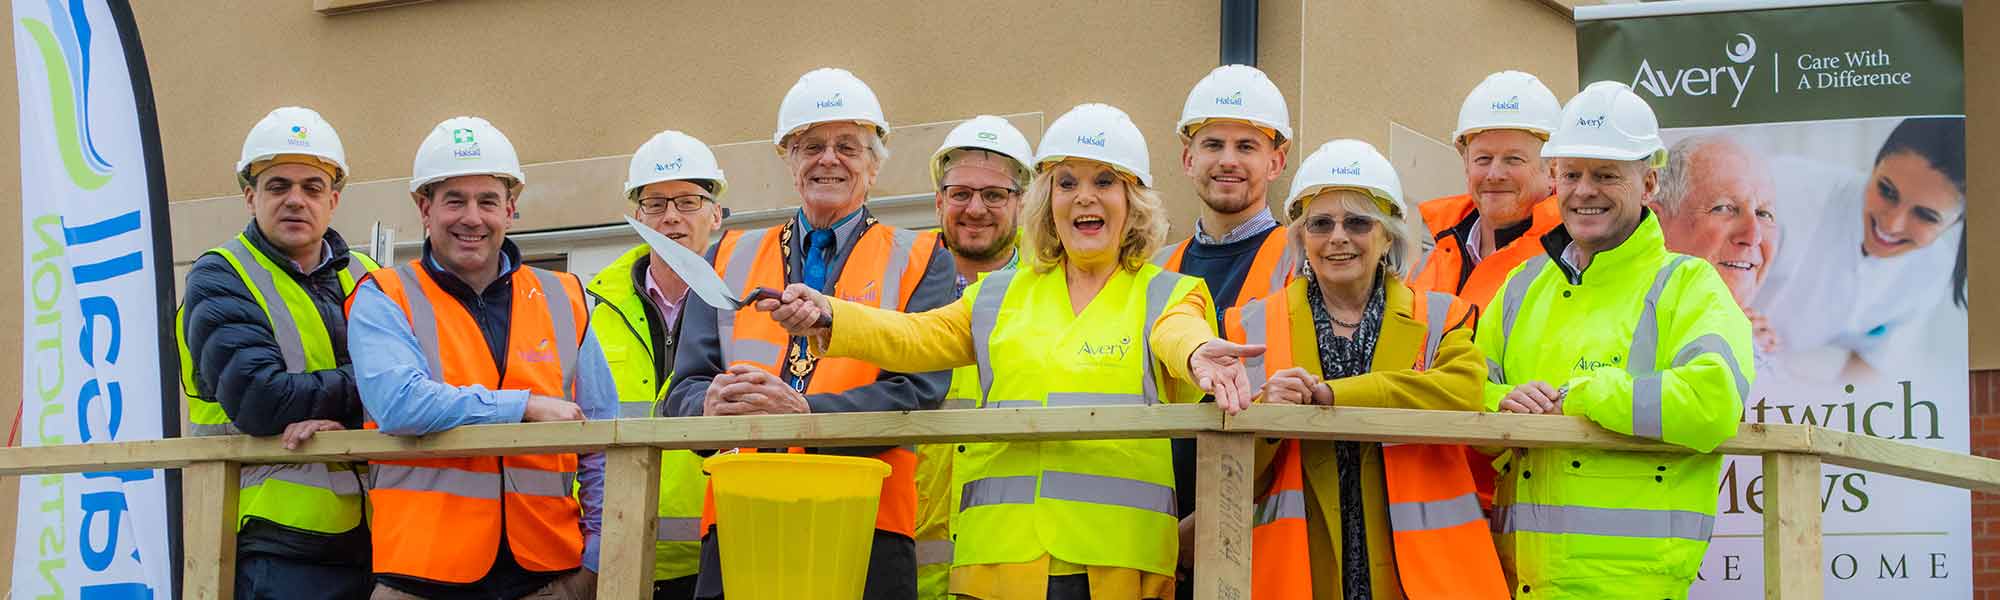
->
<box><xmin>1329</xmin><ymin>312</ymin><xmax>1360</xmax><ymax>329</ymax></box>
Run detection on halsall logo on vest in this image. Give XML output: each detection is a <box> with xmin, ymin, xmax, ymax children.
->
<box><xmin>1574</xmin><ymin>354</ymin><xmax>1622</xmax><ymax>371</ymax></box>
<box><xmin>521</xmin><ymin>337</ymin><xmax>557</xmax><ymax>364</ymax></box>
<box><xmin>1077</xmin><ymin>337</ymin><xmax>1133</xmax><ymax>362</ymax></box>
<box><xmin>839</xmin><ymin>281</ymin><xmax>880</xmax><ymax>305</ymax></box>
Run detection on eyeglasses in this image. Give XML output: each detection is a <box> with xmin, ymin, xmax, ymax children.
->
<box><xmin>940</xmin><ymin>185</ymin><xmax>1019</xmax><ymax>208</ymax></box>
<box><xmin>636</xmin><ymin>195</ymin><xmax>714</xmax><ymax>216</ymax></box>
<box><xmin>1301</xmin><ymin>214</ymin><xmax>1377</xmax><ymax>236</ymax></box>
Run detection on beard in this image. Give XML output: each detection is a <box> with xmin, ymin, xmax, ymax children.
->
<box><xmin>946</xmin><ymin>225</ymin><xmax>1018</xmax><ymax>262</ymax></box>
<box><xmin>1200</xmin><ymin>187</ymin><xmax>1260</xmax><ymax>216</ymax></box>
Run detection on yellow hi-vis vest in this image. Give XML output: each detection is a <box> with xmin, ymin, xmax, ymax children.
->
<box><xmin>585</xmin><ymin>244</ymin><xmax>709</xmax><ymax>582</ymax></box>
<box><xmin>175</xmin><ymin>232</ymin><xmax>377</xmax><ymax>534</ymax></box>
<box><xmin>1477</xmin><ymin>215</ymin><xmax>1752</xmax><ymax>599</ymax></box>
<box><xmin>917</xmin><ymin>261</ymin><xmax>1014</xmax><ymax>599</ymax></box>
<box><xmin>951</xmin><ymin>263</ymin><xmax>1209</xmax><ymax>576</ymax></box>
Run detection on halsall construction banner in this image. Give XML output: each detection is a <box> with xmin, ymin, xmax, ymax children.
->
<box><xmin>1578</xmin><ymin>0</ymin><xmax>1967</xmax><ymax>596</ymax></box>
<box><xmin>12</xmin><ymin>0</ymin><xmax>178</xmax><ymax>597</ymax></box>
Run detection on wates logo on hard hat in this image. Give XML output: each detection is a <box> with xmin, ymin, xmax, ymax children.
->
<box><xmin>1077</xmin><ymin>131</ymin><xmax>1108</xmax><ymax>148</ymax></box>
<box><xmin>976</xmin><ymin>131</ymin><xmax>999</xmax><ymax>142</ymax></box>
<box><xmin>1491</xmin><ymin>95</ymin><xmax>1521</xmax><ymax>112</ymax></box>
<box><xmin>287</xmin><ymin>125</ymin><xmax>311</xmax><ymax>147</ymax></box>
<box><xmin>1630</xmin><ymin>32</ymin><xmax>1758</xmax><ymax>109</ymax></box>
<box><xmin>20</xmin><ymin>8</ymin><xmax>114</xmax><ymax>190</ymax></box>
<box><xmin>1576</xmin><ymin>114</ymin><xmax>1608</xmax><ymax>128</ymax></box>
<box><xmin>1330</xmin><ymin>161</ymin><xmax>1362</xmax><ymax>176</ymax></box>
<box><xmin>450</xmin><ymin>128</ymin><xmax>482</xmax><ymax>160</ymax></box>
<box><xmin>1216</xmin><ymin>91</ymin><xmax>1244</xmax><ymax>106</ymax></box>
<box><xmin>816</xmin><ymin>92</ymin><xmax>843</xmax><ymax>109</ymax></box>
<box><xmin>656</xmin><ymin>157</ymin><xmax>683</xmax><ymax>173</ymax></box>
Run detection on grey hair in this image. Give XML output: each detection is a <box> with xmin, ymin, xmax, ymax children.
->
<box><xmin>867</xmin><ymin>128</ymin><xmax>891</xmax><ymax>166</ymax></box>
<box><xmin>1655</xmin><ymin>134</ymin><xmax>1738</xmax><ymax>216</ymax></box>
<box><xmin>1287</xmin><ymin>189</ymin><xmax>1414</xmax><ymax>279</ymax></box>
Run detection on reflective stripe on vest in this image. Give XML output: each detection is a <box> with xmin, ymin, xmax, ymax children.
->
<box><xmin>916</xmin><ymin>539</ymin><xmax>954</xmax><ymax>567</ymax></box>
<box><xmin>657</xmin><ymin>517</ymin><xmax>702</xmax><ymax>542</ymax></box>
<box><xmin>1498</xmin><ymin>502</ymin><xmax>1716</xmax><ymax>541</ymax></box>
<box><xmin>958</xmin><ymin>471</ymin><xmax>1175</xmax><ymax>516</ymax></box>
<box><xmin>364</xmin><ymin>262</ymin><xmax>588</xmax><ymax>582</ymax></box>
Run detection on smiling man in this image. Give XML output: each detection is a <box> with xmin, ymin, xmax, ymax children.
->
<box><xmin>665</xmin><ymin>68</ymin><xmax>955</xmax><ymax>600</ymax></box>
<box><xmin>1652</xmin><ymin>135</ymin><xmax>1779</xmax><ymax>354</ymax></box>
<box><xmin>177</xmin><ymin>106</ymin><xmax>378</xmax><ymax>599</ymax></box>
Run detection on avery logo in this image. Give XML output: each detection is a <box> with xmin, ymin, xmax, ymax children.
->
<box><xmin>1574</xmin><ymin>354</ymin><xmax>1622</xmax><ymax>371</ymax></box>
<box><xmin>287</xmin><ymin>124</ymin><xmax>312</xmax><ymax>147</ymax></box>
<box><xmin>816</xmin><ymin>93</ymin><xmax>843</xmax><ymax>109</ymax></box>
<box><xmin>1077</xmin><ymin>337</ymin><xmax>1134</xmax><ymax>362</ymax></box>
<box><xmin>1630</xmin><ymin>32</ymin><xmax>1758</xmax><ymax>109</ymax></box>
<box><xmin>655</xmin><ymin>157</ymin><xmax>684</xmax><ymax>172</ymax></box>
<box><xmin>1330</xmin><ymin>161</ymin><xmax>1362</xmax><ymax>176</ymax></box>
<box><xmin>1490</xmin><ymin>95</ymin><xmax>1521</xmax><ymax>111</ymax></box>
<box><xmin>1575</xmin><ymin>114</ymin><xmax>1608</xmax><ymax>128</ymax></box>
<box><xmin>1216</xmin><ymin>91</ymin><xmax>1244</xmax><ymax>106</ymax></box>
<box><xmin>20</xmin><ymin>9</ymin><xmax>114</xmax><ymax>189</ymax></box>
<box><xmin>1077</xmin><ymin>131</ymin><xmax>1107</xmax><ymax>148</ymax></box>
<box><xmin>976</xmin><ymin>131</ymin><xmax>999</xmax><ymax>142</ymax></box>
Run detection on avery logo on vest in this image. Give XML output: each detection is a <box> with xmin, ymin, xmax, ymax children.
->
<box><xmin>840</xmin><ymin>281</ymin><xmax>880</xmax><ymax>306</ymax></box>
<box><xmin>1491</xmin><ymin>95</ymin><xmax>1521</xmax><ymax>111</ymax></box>
<box><xmin>1574</xmin><ymin>354</ymin><xmax>1622</xmax><ymax>371</ymax></box>
<box><xmin>816</xmin><ymin>92</ymin><xmax>843</xmax><ymax>109</ymax></box>
<box><xmin>1077</xmin><ymin>131</ymin><xmax>1107</xmax><ymax>148</ymax></box>
<box><xmin>1077</xmin><ymin>337</ymin><xmax>1133</xmax><ymax>362</ymax></box>
<box><xmin>1216</xmin><ymin>91</ymin><xmax>1244</xmax><ymax>106</ymax></box>
<box><xmin>521</xmin><ymin>337</ymin><xmax>557</xmax><ymax>364</ymax></box>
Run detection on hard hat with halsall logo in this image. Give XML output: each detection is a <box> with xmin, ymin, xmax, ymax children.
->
<box><xmin>1177</xmin><ymin>64</ymin><xmax>1293</xmax><ymax>145</ymax></box>
<box><xmin>409</xmin><ymin>116</ymin><xmax>525</xmax><ymax>194</ymax></box>
<box><xmin>1284</xmin><ymin>139</ymin><xmax>1404</xmax><ymax>220</ymax></box>
<box><xmin>626</xmin><ymin>130</ymin><xmax>728</xmax><ymax>202</ymax></box>
<box><xmin>1542</xmin><ymin>81</ymin><xmax>1667</xmax><ymax>168</ymax></box>
<box><xmin>773</xmin><ymin>67</ymin><xmax>889</xmax><ymax>156</ymax></box>
<box><xmin>1454</xmin><ymin>70</ymin><xmax>1563</xmax><ymax>148</ymax></box>
<box><xmin>1035</xmin><ymin>103</ymin><xmax>1152</xmax><ymax>187</ymax></box>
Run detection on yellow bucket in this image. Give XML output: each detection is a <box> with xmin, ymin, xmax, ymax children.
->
<box><xmin>705</xmin><ymin>453</ymin><xmax>890</xmax><ymax>599</ymax></box>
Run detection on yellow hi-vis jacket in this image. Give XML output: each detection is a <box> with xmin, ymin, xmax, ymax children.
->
<box><xmin>1477</xmin><ymin>213</ymin><xmax>1753</xmax><ymax>599</ymax></box>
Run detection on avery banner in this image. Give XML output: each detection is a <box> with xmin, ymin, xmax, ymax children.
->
<box><xmin>1578</xmin><ymin>0</ymin><xmax>1967</xmax><ymax>596</ymax></box>
<box><xmin>12</xmin><ymin>0</ymin><xmax>178</xmax><ymax>597</ymax></box>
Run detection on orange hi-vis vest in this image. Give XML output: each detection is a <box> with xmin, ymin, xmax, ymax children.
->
<box><xmin>358</xmin><ymin>262</ymin><xmax>590</xmax><ymax>583</ymax></box>
<box><xmin>1407</xmin><ymin>193</ymin><xmax>1559</xmax><ymax>510</ymax></box>
<box><xmin>1225</xmin><ymin>283</ymin><xmax>1506</xmax><ymax>600</ymax></box>
<box><xmin>1154</xmin><ymin>225</ymin><xmax>1295</xmax><ymax>311</ymax></box>
<box><xmin>702</xmin><ymin>221</ymin><xmax>940</xmax><ymax>537</ymax></box>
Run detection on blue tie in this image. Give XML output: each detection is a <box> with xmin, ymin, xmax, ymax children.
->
<box><xmin>804</xmin><ymin>228</ymin><xmax>835</xmax><ymax>292</ymax></box>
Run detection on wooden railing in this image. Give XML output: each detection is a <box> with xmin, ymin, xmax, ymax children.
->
<box><xmin>1</xmin><ymin>404</ymin><xmax>1994</xmax><ymax>600</ymax></box>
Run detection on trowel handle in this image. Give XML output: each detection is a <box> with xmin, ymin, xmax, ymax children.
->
<box><xmin>745</xmin><ymin>287</ymin><xmax>833</xmax><ymax>329</ymax></box>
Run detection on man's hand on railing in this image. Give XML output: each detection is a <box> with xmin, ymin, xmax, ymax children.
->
<box><xmin>704</xmin><ymin>365</ymin><xmax>811</xmax><ymax>416</ymax></box>
<box><xmin>280</xmin><ymin>419</ymin><xmax>345</xmax><ymax>450</ymax></box>
<box><xmin>1498</xmin><ymin>381</ymin><xmax>1563</xmax><ymax>415</ymax></box>
<box><xmin>524</xmin><ymin>395</ymin><xmax>585</xmax><ymax>422</ymax></box>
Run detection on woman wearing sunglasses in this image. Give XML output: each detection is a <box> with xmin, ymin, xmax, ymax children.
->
<box><xmin>1223</xmin><ymin>139</ymin><xmax>1507</xmax><ymax>599</ymax></box>
<box><xmin>754</xmin><ymin>103</ymin><xmax>1265</xmax><ymax>600</ymax></box>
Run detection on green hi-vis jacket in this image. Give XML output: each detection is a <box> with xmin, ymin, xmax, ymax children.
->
<box><xmin>1477</xmin><ymin>213</ymin><xmax>1753</xmax><ymax>600</ymax></box>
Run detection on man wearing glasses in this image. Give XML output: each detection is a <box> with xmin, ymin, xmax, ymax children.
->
<box><xmin>912</xmin><ymin>115</ymin><xmax>1035</xmax><ymax>600</ymax></box>
<box><xmin>585</xmin><ymin>130</ymin><xmax>728</xmax><ymax>599</ymax></box>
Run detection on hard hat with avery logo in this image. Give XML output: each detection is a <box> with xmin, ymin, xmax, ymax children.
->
<box><xmin>773</xmin><ymin>67</ymin><xmax>889</xmax><ymax>155</ymax></box>
<box><xmin>409</xmin><ymin>116</ymin><xmax>526</xmax><ymax>194</ymax></box>
<box><xmin>1178</xmin><ymin>64</ymin><xmax>1293</xmax><ymax>145</ymax></box>
<box><xmin>1542</xmin><ymin>81</ymin><xmax>1667</xmax><ymax>168</ymax></box>
<box><xmin>1284</xmin><ymin>139</ymin><xmax>1404</xmax><ymax>220</ymax></box>
<box><xmin>1453</xmin><ymin>70</ymin><xmax>1563</xmax><ymax>147</ymax></box>
<box><xmin>1035</xmin><ymin>103</ymin><xmax>1152</xmax><ymax>188</ymax></box>
<box><xmin>626</xmin><ymin>130</ymin><xmax>728</xmax><ymax>201</ymax></box>
<box><xmin>930</xmin><ymin>115</ymin><xmax>1034</xmax><ymax>189</ymax></box>
<box><xmin>237</xmin><ymin>106</ymin><xmax>348</xmax><ymax>189</ymax></box>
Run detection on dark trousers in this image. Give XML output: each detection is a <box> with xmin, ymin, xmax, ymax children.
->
<box><xmin>1045</xmin><ymin>574</ymin><xmax>1167</xmax><ymax>600</ymax></box>
<box><xmin>655</xmin><ymin>574</ymin><xmax>698</xmax><ymax>600</ymax></box>
<box><xmin>695</xmin><ymin>528</ymin><xmax>917</xmax><ymax>600</ymax></box>
<box><xmin>237</xmin><ymin>554</ymin><xmax>373</xmax><ymax>600</ymax></box>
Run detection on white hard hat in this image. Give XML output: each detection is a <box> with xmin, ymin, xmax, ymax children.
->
<box><xmin>1035</xmin><ymin>103</ymin><xmax>1152</xmax><ymax>187</ymax></box>
<box><xmin>1284</xmin><ymin>139</ymin><xmax>1404</xmax><ymax>220</ymax></box>
<box><xmin>1542</xmin><ymin>81</ymin><xmax>1667</xmax><ymax>168</ymax></box>
<box><xmin>773</xmin><ymin>67</ymin><xmax>889</xmax><ymax>155</ymax></box>
<box><xmin>409</xmin><ymin>116</ymin><xmax>525</xmax><ymax>194</ymax></box>
<box><xmin>1454</xmin><ymin>70</ymin><xmax>1563</xmax><ymax>147</ymax></box>
<box><xmin>1177</xmin><ymin>64</ymin><xmax>1293</xmax><ymax>145</ymax></box>
<box><xmin>626</xmin><ymin>130</ymin><xmax>728</xmax><ymax>201</ymax></box>
<box><xmin>930</xmin><ymin>115</ymin><xmax>1034</xmax><ymax>189</ymax></box>
<box><xmin>236</xmin><ymin>106</ymin><xmax>348</xmax><ymax>188</ymax></box>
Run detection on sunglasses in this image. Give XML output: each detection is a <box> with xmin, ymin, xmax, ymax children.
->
<box><xmin>1301</xmin><ymin>214</ymin><xmax>1377</xmax><ymax>236</ymax></box>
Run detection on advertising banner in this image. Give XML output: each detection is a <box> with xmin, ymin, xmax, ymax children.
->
<box><xmin>11</xmin><ymin>0</ymin><xmax>179</xmax><ymax>597</ymax></box>
<box><xmin>1578</xmin><ymin>0</ymin><xmax>1967</xmax><ymax>596</ymax></box>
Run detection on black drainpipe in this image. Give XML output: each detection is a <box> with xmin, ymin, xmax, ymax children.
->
<box><xmin>1220</xmin><ymin>0</ymin><xmax>1257</xmax><ymax>66</ymax></box>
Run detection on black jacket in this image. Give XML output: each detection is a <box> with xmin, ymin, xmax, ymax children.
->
<box><xmin>180</xmin><ymin>221</ymin><xmax>368</xmax><ymax>434</ymax></box>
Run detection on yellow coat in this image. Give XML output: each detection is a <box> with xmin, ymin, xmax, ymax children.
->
<box><xmin>1247</xmin><ymin>275</ymin><xmax>1487</xmax><ymax>600</ymax></box>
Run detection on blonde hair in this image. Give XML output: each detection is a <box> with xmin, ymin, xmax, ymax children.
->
<box><xmin>1019</xmin><ymin>163</ymin><xmax>1169</xmax><ymax>273</ymax></box>
<box><xmin>1287</xmin><ymin>188</ymin><xmax>1413</xmax><ymax>278</ymax></box>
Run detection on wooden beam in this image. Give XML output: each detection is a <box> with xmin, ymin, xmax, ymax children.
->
<box><xmin>1812</xmin><ymin>428</ymin><xmax>2000</xmax><ymax>491</ymax></box>
<box><xmin>182</xmin><ymin>461</ymin><xmax>239</xmax><ymax>600</ymax></box>
<box><xmin>1763</xmin><ymin>453</ymin><xmax>1823</xmax><ymax>599</ymax></box>
<box><xmin>313</xmin><ymin>0</ymin><xmax>434</xmax><ymax>16</ymax></box>
<box><xmin>0</xmin><ymin>420</ymin><xmax>618</xmax><ymax>477</ymax></box>
<box><xmin>598</xmin><ymin>447</ymin><xmax>662</xmax><ymax>600</ymax></box>
<box><xmin>616</xmin><ymin>403</ymin><xmax>1228</xmax><ymax>450</ymax></box>
<box><xmin>1223</xmin><ymin>405</ymin><xmax>1813</xmax><ymax>455</ymax></box>
<box><xmin>1192</xmin><ymin>432</ymin><xmax>1254</xmax><ymax>600</ymax></box>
